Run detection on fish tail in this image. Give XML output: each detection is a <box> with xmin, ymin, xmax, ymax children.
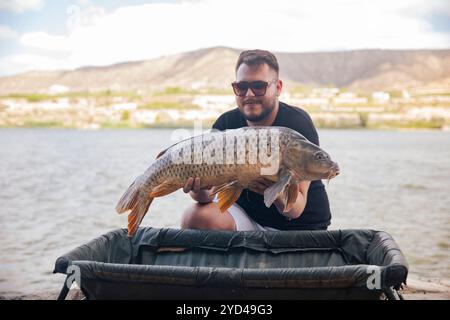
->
<box><xmin>116</xmin><ymin>180</ymin><xmax>140</xmax><ymax>214</ymax></box>
<box><xmin>116</xmin><ymin>179</ymin><xmax>154</xmax><ymax>237</ymax></box>
<box><xmin>127</xmin><ymin>196</ymin><xmax>153</xmax><ymax>237</ymax></box>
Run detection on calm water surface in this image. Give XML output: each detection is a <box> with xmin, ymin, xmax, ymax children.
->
<box><xmin>0</xmin><ymin>128</ymin><xmax>449</xmax><ymax>296</ymax></box>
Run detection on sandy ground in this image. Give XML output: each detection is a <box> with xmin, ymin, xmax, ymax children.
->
<box><xmin>399</xmin><ymin>278</ymin><xmax>450</xmax><ymax>300</ymax></box>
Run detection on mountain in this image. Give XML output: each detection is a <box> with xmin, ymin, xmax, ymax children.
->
<box><xmin>0</xmin><ymin>46</ymin><xmax>449</xmax><ymax>94</ymax></box>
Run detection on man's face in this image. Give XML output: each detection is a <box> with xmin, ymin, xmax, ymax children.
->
<box><xmin>235</xmin><ymin>63</ymin><xmax>282</xmax><ymax>123</ymax></box>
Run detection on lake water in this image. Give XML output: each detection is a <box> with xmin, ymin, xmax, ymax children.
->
<box><xmin>0</xmin><ymin>128</ymin><xmax>449</xmax><ymax>296</ymax></box>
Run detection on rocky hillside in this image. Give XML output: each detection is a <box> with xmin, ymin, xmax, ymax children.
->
<box><xmin>0</xmin><ymin>46</ymin><xmax>449</xmax><ymax>94</ymax></box>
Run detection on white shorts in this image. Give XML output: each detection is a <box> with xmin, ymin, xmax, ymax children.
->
<box><xmin>212</xmin><ymin>196</ymin><xmax>279</xmax><ymax>231</ymax></box>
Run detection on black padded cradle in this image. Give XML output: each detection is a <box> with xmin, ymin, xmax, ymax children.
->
<box><xmin>54</xmin><ymin>227</ymin><xmax>408</xmax><ymax>300</ymax></box>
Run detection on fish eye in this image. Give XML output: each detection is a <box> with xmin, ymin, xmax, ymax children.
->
<box><xmin>315</xmin><ymin>152</ymin><xmax>327</xmax><ymax>161</ymax></box>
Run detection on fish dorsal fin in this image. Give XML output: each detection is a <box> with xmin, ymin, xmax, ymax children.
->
<box><xmin>155</xmin><ymin>131</ymin><xmax>213</xmax><ymax>159</ymax></box>
<box><xmin>155</xmin><ymin>137</ymin><xmax>190</xmax><ymax>159</ymax></box>
<box><xmin>156</xmin><ymin>148</ymin><xmax>168</xmax><ymax>159</ymax></box>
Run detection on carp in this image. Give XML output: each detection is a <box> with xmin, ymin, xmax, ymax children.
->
<box><xmin>116</xmin><ymin>126</ymin><xmax>339</xmax><ymax>236</ymax></box>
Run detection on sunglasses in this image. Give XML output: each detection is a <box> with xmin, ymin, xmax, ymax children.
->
<box><xmin>231</xmin><ymin>80</ymin><xmax>277</xmax><ymax>97</ymax></box>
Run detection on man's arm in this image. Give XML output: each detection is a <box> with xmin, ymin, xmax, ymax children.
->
<box><xmin>248</xmin><ymin>178</ymin><xmax>310</xmax><ymax>219</ymax></box>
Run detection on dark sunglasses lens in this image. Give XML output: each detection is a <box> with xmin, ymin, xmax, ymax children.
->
<box><xmin>233</xmin><ymin>82</ymin><xmax>249</xmax><ymax>96</ymax></box>
<box><xmin>251</xmin><ymin>81</ymin><xmax>268</xmax><ymax>96</ymax></box>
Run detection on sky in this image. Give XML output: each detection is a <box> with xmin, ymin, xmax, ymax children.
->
<box><xmin>0</xmin><ymin>0</ymin><xmax>449</xmax><ymax>76</ymax></box>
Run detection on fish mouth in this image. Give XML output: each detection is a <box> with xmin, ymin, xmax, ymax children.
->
<box><xmin>327</xmin><ymin>163</ymin><xmax>340</xmax><ymax>180</ymax></box>
<box><xmin>324</xmin><ymin>164</ymin><xmax>339</xmax><ymax>185</ymax></box>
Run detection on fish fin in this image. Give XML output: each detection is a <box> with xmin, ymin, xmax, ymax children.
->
<box><xmin>127</xmin><ymin>196</ymin><xmax>154</xmax><ymax>237</ymax></box>
<box><xmin>155</xmin><ymin>131</ymin><xmax>208</xmax><ymax>159</ymax></box>
<box><xmin>156</xmin><ymin>148</ymin><xmax>168</xmax><ymax>159</ymax></box>
<box><xmin>116</xmin><ymin>180</ymin><xmax>140</xmax><ymax>214</ymax></box>
<box><xmin>217</xmin><ymin>184</ymin><xmax>243</xmax><ymax>213</ymax></box>
<box><xmin>283</xmin><ymin>182</ymin><xmax>299</xmax><ymax>212</ymax></box>
<box><xmin>209</xmin><ymin>180</ymin><xmax>239</xmax><ymax>197</ymax></box>
<box><xmin>155</xmin><ymin>140</ymin><xmax>185</xmax><ymax>159</ymax></box>
<box><xmin>116</xmin><ymin>179</ymin><xmax>154</xmax><ymax>237</ymax></box>
<box><xmin>263</xmin><ymin>171</ymin><xmax>292</xmax><ymax>208</ymax></box>
<box><xmin>150</xmin><ymin>181</ymin><xmax>180</xmax><ymax>197</ymax></box>
<box><xmin>155</xmin><ymin>140</ymin><xmax>183</xmax><ymax>159</ymax></box>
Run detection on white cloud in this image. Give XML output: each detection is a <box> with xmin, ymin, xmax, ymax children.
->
<box><xmin>20</xmin><ymin>31</ymin><xmax>72</xmax><ymax>52</ymax></box>
<box><xmin>0</xmin><ymin>0</ymin><xmax>44</xmax><ymax>13</ymax></box>
<box><xmin>0</xmin><ymin>53</ymin><xmax>69</xmax><ymax>75</ymax></box>
<box><xmin>66</xmin><ymin>4</ymin><xmax>106</xmax><ymax>31</ymax></box>
<box><xmin>0</xmin><ymin>25</ymin><xmax>18</xmax><ymax>39</ymax></box>
<box><xmin>77</xmin><ymin>0</ymin><xmax>91</xmax><ymax>6</ymax></box>
<box><xmin>1</xmin><ymin>0</ymin><xmax>449</xmax><ymax>75</ymax></box>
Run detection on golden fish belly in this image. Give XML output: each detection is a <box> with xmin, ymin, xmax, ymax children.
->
<box><xmin>156</xmin><ymin>162</ymin><xmax>269</xmax><ymax>191</ymax></box>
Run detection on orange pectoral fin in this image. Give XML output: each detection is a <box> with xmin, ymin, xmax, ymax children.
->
<box><xmin>217</xmin><ymin>184</ymin><xmax>243</xmax><ymax>213</ymax></box>
<box><xmin>210</xmin><ymin>180</ymin><xmax>238</xmax><ymax>197</ymax></box>
<box><xmin>150</xmin><ymin>182</ymin><xmax>180</xmax><ymax>197</ymax></box>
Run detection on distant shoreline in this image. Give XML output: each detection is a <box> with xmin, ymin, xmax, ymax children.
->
<box><xmin>0</xmin><ymin>125</ymin><xmax>448</xmax><ymax>131</ymax></box>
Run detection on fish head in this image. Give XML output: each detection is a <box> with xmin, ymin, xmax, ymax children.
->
<box><xmin>283</xmin><ymin>135</ymin><xmax>340</xmax><ymax>181</ymax></box>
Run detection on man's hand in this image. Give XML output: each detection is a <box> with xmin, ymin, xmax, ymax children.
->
<box><xmin>183</xmin><ymin>177</ymin><xmax>201</xmax><ymax>194</ymax></box>
<box><xmin>183</xmin><ymin>177</ymin><xmax>213</xmax><ymax>203</ymax></box>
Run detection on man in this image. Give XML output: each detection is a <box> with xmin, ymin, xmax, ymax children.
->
<box><xmin>181</xmin><ymin>49</ymin><xmax>331</xmax><ymax>231</ymax></box>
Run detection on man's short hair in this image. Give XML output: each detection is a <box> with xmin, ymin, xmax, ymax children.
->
<box><xmin>235</xmin><ymin>49</ymin><xmax>279</xmax><ymax>75</ymax></box>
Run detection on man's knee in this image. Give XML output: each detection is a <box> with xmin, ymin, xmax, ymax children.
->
<box><xmin>181</xmin><ymin>203</ymin><xmax>218</xmax><ymax>229</ymax></box>
<box><xmin>181</xmin><ymin>203</ymin><xmax>235</xmax><ymax>231</ymax></box>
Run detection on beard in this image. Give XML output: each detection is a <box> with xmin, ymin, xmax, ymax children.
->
<box><xmin>239</xmin><ymin>99</ymin><xmax>276</xmax><ymax>122</ymax></box>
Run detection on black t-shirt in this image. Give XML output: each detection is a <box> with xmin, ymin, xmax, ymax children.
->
<box><xmin>212</xmin><ymin>101</ymin><xmax>331</xmax><ymax>230</ymax></box>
